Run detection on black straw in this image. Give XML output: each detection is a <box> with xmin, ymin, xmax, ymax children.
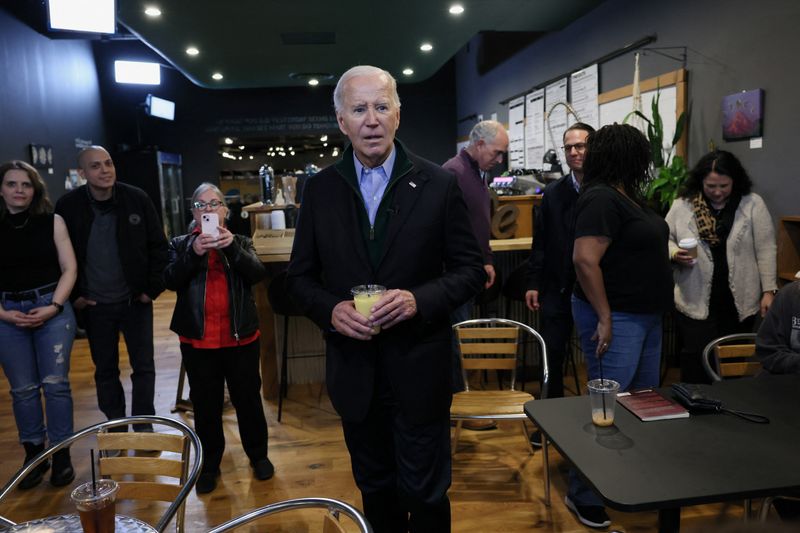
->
<box><xmin>598</xmin><ymin>355</ymin><xmax>607</xmax><ymax>419</ymax></box>
<box><xmin>91</xmin><ymin>449</ymin><xmax>97</xmax><ymax>496</ymax></box>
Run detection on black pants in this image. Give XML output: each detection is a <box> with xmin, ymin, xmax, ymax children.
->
<box><xmin>83</xmin><ymin>300</ymin><xmax>155</xmax><ymax>426</ymax></box>
<box><xmin>539</xmin><ymin>310</ymin><xmax>573</xmax><ymax>398</ymax></box>
<box><xmin>181</xmin><ymin>339</ymin><xmax>269</xmax><ymax>473</ymax></box>
<box><xmin>676</xmin><ymin>294</ymin><xmax>756</xmax><ymax>384</ymax></box>
<box><xmin>341</xmin><ymin>360</ymin><xmax>451</xmax><ymax>533</ymax></box>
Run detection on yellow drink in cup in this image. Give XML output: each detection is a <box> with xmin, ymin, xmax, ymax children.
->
<box><xmin>351</xmin><ymin>285</ymin><xmax>386</xmax><ymax>334</ymax></box>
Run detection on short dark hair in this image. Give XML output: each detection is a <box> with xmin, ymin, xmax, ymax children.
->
<box><xmin>0</xmin><ymin>160</ymin><xmax>52</xmax><ymax>217</ymax></box>
<box><xmin>679</xmin><ymin>150</ymin><xmax>753</xmax><ymax>198</ymax></box>
<box><xmin>563</xmin><ymin>122</ymin><xmax>596</xmax><ymax>142</ymax></box>
<box><xmin>581</xmin><ymin>124</ymin><xmax>651</xmax><ymax>204</ymax></box>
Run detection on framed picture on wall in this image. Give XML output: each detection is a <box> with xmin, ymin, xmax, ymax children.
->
<box><xmin>721</xmin><ymin>89</ymin><xmax>763</xmax><ymax>141</ymax></box>
<box><xmin>29</xmin><ymin>144</ymin><xmax>54</xmax><ymax>168</ymax></box>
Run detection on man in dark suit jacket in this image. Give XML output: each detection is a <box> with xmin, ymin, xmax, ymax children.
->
<box><xmin>526</xmin><ymin>123</ymin><xmax>595</xmax><ymax>401</ymax></box>
<box><xmin>287</xmin><ymin>65</ymin><xmax>485</xmax><ymax>533</ymax></box>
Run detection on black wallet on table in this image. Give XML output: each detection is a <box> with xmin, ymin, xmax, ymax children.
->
<box><xmin>670</xmin><ymin>382</ymin><xmax>769</xmax><ymax>423</ymax></box>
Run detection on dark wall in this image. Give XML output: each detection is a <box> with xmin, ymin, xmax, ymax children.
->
<box><xmin>0</xmin><ymin>8</ymin><xmax>105</xmax><ymax>201</ymax></box>
<box><xmin>91</xmin><ymin>39</ymin><xmax>456</xmax><ymax>197</ymax></box>
<box><xmin>454</xmin><ymin>0</ymin><xmax>800</xmax><ymax>220</ymax></box>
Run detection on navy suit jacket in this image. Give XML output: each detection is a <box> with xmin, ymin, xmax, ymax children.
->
<box><xmin>287</xmin><ymin>143</ymin><xmax>485</xmax><ymax>424</ymax></box>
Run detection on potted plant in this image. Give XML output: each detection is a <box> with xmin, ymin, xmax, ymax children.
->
<box><xmin>626</xmin><ymin>90</ymin><xmax>688</xmax><ymax>214</ymax></box>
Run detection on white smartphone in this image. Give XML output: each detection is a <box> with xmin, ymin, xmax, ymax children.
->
<box><xmin>200</xmin><ymin>213</ymin><xmax>220</xmax><ymax>237</ymax></box>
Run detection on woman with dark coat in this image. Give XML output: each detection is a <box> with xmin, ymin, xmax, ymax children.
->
<box><xmin>164</xmin><ymin>183</ymin><xmax>273</xmax><ymax>495</ymax></box>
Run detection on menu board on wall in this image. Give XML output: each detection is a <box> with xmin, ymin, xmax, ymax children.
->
<box><xmin>545</xmin><ymin>77</ymin><xmax>569</xmax><ymax>174</ymax></box>
<box><xmin>524</xmin><ymin>89</ymin><xmax>545</xmax><ymax>170</ymax></box>
<box><xmin>570</xmin><ymin>64</ymin><xmax>599</xmax><ymax>129</ymax></box>
<box><xmin>507</xmin><ymin>96</ymin><xmax>526</xmax><ymax>170</ymax></box>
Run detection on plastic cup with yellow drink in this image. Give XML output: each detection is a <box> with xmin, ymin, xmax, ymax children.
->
<box><xmin>351</xmin><ymin>285</ymin><xmax>386</xmax><ymax>334</ymax></box>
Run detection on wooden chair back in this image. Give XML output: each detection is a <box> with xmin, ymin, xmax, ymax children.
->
<box><xmin>456</xmin><ymin>324</ymin><xmax>520</xmax><ymax>391</ymax></box>
<box><xmin>702</xmin><ymin>333</ymin><xmax>760</xmax><ymax>382</ymax></box>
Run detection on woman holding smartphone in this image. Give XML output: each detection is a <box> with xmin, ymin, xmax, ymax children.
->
<box><xmin>164</xmin><ymin>183</ymin><xmax>273</xmax><ymax>494</ymax></box>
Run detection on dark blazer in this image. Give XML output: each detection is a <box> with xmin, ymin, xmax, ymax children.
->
<box><xmin>287</xmin><ymin>142</ymin><xmax>486</xmax><ymax>425</ymax></box>
<box><xmin>526</xmin><ymin>173</ymin><xmax>579</xmax><ymax>314</ymax></box>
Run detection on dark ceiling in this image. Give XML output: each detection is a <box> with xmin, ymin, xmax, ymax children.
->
<box><xmin>117</xmin><ymin>0</ymin><xmax>605</xmax><ymax>89</ymax></box>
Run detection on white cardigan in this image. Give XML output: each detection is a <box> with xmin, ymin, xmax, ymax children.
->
<box><xmin>665</xmin><ymin>193</ymin><xmax>777</xmax><ymax>321</ymax></box>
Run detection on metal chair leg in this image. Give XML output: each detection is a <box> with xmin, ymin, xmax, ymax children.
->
<box><xmin>542</xmin><ymin>435</ymin><xmax>551</xmax><ymax>506</ymax></box>
<box><xmin>278</xmin><ymin>314</ymin><xmax>290</xmax><ymax>422</ymax></box>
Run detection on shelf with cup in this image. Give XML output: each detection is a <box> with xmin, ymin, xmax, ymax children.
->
<box><xmin>777</xmin><ymin>216</ymin><xmax>800</xmax><ymax>285</ymax></box>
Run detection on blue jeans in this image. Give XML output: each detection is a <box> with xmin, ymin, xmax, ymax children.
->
<box><xmin>0</xmin><ymin>290</ymin><xmax>76</xmax><ymax>445</ymax></box>
<box><xmin>568</xmin><ymin>295</ymin><xmax>663</xmax><ymax>507</ymax></box>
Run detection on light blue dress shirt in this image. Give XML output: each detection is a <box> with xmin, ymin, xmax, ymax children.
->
<box><xmin>354</xmin><ymin>148</ymin><xmax>396</xmax><ymax>225</ymax></box>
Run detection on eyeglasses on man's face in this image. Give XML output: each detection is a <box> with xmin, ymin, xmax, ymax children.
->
<box><xmin>192</xmin><ymin>200</ymin><xmax>224</xmax><ymax>210</ymax></box>
<box><xmin>562</xmin><ymin>142</ymin><xmax>587</xmax><ymax>153</ymax></box>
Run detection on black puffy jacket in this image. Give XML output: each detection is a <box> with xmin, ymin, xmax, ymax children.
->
<box><xmin>164</xmin><ymin>232</ymin><xmax>266</xmax><ymax>341</ymax></box>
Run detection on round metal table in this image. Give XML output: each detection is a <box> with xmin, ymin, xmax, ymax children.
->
<box><xmin>0</xmin><ymin>514</ymin><xmax>156</xmax><ymax>532</ymax></box>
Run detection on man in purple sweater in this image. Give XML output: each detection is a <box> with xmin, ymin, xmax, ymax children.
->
<box><xmin>443</xmin><ymin>120</ymin><xmax>508</xmax><ymax>291</ymax></box>
<box><xmin>443</xmin><ymin>120</ymin><xmax>508</xmax><ymax>428</ymax></box>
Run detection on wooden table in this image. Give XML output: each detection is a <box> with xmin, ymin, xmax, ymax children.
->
<box><xmin>525</xmin><ymin>375</ymin><xmax>800</xmax><ymax>532</ymax></box>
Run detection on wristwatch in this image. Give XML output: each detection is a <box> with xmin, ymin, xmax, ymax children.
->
<box><xmin>52</xmin><ymin>301</ymin><xmax>64</xmax><ymax>314</ymax></box>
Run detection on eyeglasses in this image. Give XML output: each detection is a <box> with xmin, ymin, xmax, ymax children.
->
<box><xmin>562</xmin><ymin>143</ymin><xmax>587</xmax><ymax>153</ymax></box>
<box><xmin>192</xmin><ymin>200</ymin><xmax>224</xmax><ymax>210</ymax></box>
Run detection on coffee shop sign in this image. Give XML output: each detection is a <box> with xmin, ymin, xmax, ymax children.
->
<box><xmin>207</xmin><ymin>115</ymin><xmax>337</xmax><ymax>135</ymax></box>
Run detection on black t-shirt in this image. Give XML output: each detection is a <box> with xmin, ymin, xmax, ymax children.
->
<box><xmin>573</xmin><ymin>185</ymin><xmax>673</xmax><ymax>314</ymax></box>
<box><xmin>0</xmin><ymin>210</ymin><xmax>61</xmax><ymax>292</ymax></box>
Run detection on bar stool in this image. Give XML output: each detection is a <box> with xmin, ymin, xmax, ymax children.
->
<box><xmin>267</xmin><ymin>270</ymin><xmax>303</xmax><ymax>422</ymax></box>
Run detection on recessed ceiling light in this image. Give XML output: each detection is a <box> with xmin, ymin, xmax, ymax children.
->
<box><xmin>144</xmin><ymin>6</ymin><xmax>161</xmax><ymax>17</ymax></box>
<box><xmin>323</xmin><ymin>142</ymin><xmax>328</xmax><ymax>147</ymax></box>
<box><xmin>224</xmin><ymin>138</ymin><xmax>233</xmax><ymax>144</ymax></box>
<box><xmin>319</xmin><ymin>154</ymin><xmax>324</xmax><ymax>158</ymax></box>
<box><xmin>449</xmin><ymin>4</ymin><xmax>465</xmax><ymax>15</ymax></box>
<box><xmin>290</xmin><ymin>151</ymin><xmax>295</xmax><ymax>156</ymax></box>
<box><xmin>320</xmin><ymin>135</ymin><xmax>328</xmax><ymax>142</ymax></box>
<box><xmin>420</xmin><ymin>43</ymin><xmax>433</xmax><ymax>52</ymax></box>
<box><xmin>237</xmin><ymin>156</ymin><xmax>242</xmax><ymax>160</ymax></box>
<box><xmin>185</xmin><ymin>46</ymin><xmax>199</xmax><ymax>56</ymax></box>
<box><xmin>212</xmin><ymin>72</ymin><xmax>223</xmax><ymax>81</ymax></box>
<box><xmin>402</xmin><ymin>68</ymin><xmax>414</xmax><ymax>76</ymax></box>
<box><xmin>238</xmin><ymin>145</ymin><xmax>245</xmax><ymax>150</ymax></box>
<box><xmin>308</xmin><ymin>78</ymin><xmax>320</xmax><ymax>86</ymax></box>
<box><xmin>249</xmin><ymin>155</ymin><xmax>254</xmax><ymax>160</ymax></box>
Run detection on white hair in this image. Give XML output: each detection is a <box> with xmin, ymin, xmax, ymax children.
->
<box><xmin>468</xmin><ymin>120</ymin><xmax>505</xmax><ymax>147</ymax></box>
<box><xmin>333</xmin><ymin>65</ymin><xmax>401</xmax><ymax>113</ymax></box>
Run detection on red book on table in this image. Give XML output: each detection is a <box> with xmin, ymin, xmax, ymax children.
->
<box><xmin>617</xmin><ymin>389</ymin><xmax>690</xmax><ymax>422</ymax></box>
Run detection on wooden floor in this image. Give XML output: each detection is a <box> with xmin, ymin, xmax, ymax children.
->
<box><xmin>0</xmin><ymin>292</ymin><xmax>750</xmax><ymax>531</ymax></box>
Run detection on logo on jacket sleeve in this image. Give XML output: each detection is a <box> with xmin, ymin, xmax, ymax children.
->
<box><xmin>129</xmin><ymin>213</ymin><xmax>142</xmax><ymax>225</ymax></box>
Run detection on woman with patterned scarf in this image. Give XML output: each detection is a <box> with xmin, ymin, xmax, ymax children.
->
<box><xmin>666</xmin><ymin>150</ymin><xmax>777</xmax><ymax>383</ymax></box>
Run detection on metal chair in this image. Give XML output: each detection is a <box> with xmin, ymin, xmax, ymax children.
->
<box><xmin>451</xmin><ymin>318</ymin><xmax>548</xmax><ymax>449</ymax></box>
<box><xmin>206</xmin><ymin>497</ymin><xmax>372</xmax><ymax>532</ymax></box>
<box><xmin>0</xmin><ymin>415</ymin><xmax>203</xmax><ymax>533</ymax></box>
<box><xmin>702</xmin><ymin>333</ymin><xmax>760</xmax><ymax>382</ymax></box>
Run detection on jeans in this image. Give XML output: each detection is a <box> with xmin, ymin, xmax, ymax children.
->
<box><xmin>568</xmin><ymin>295</ymin><xmax>663</xmax><ymax>507</ymax></box>
<box><xmin>0</xmin><ymin>290</ymin><xmax>76</xmax><ymax>445</ymax></box>
<box><xmin>83</xmin><ymin>300</ymin><xmax>155</xmax><ymax>426</ymax></box>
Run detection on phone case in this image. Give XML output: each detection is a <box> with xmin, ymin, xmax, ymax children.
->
<box><xmin>201</xmin><ymin>214</ymin><xmax>219</xmax><ymax>236</ymax></box>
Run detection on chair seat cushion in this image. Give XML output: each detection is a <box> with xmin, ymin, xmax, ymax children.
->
<box><xmin>450</xmin><ymin>390</ymin><xmax>535</xmax><ymax>419</ymax></box>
